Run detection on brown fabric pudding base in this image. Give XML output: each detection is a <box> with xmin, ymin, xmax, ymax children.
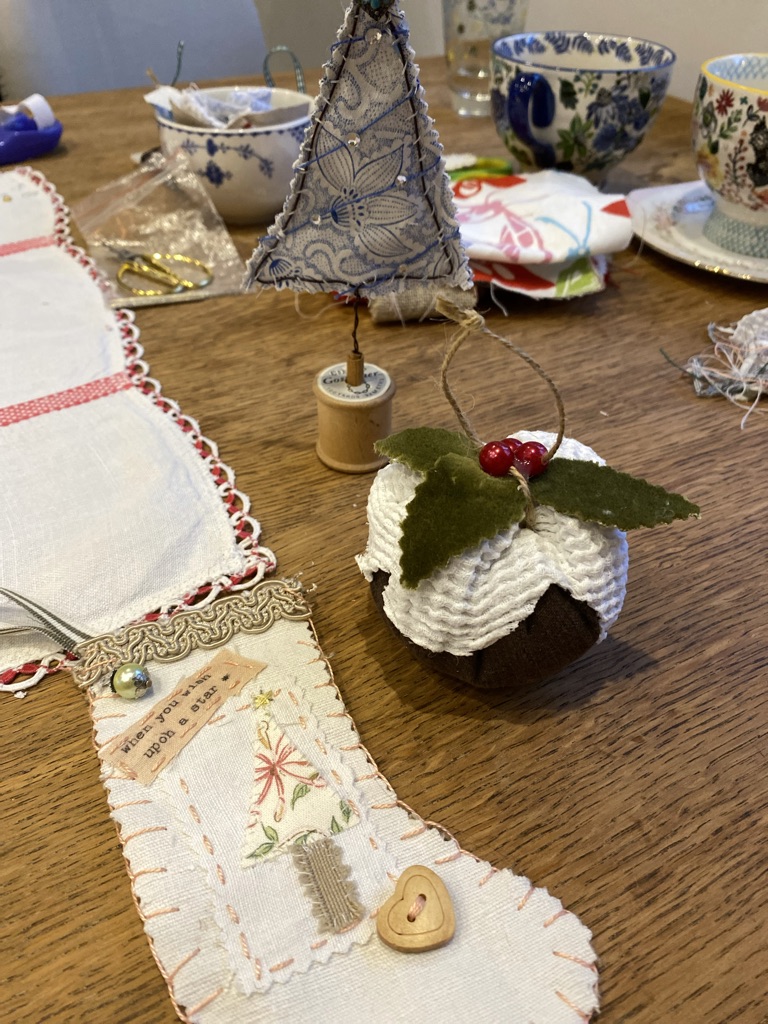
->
<box><xmin>369</xmin><ymin>571</ymin><xmax>601</xmax><ymax>691</ymax></box>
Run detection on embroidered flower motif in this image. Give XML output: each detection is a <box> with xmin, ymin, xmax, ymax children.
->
<box><xmin>316</xmin><ymin>131</ymin><xmax>413</xmax><ymax>258</ymax></box>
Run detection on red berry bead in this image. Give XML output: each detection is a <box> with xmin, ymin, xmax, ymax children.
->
<box><xmin>504</xmin><ymin>436</ymin><xmax>523</xmax><ymax>453</ymax></box>
<box><xmin>478</xmin><ymin>440</ymin><xmax>515</xmax><ymax>476</ymax></box>
<box><xmin>513</xmin><ymin>440</ymin><xmax>549</xmax><ymax>479</ymax></box>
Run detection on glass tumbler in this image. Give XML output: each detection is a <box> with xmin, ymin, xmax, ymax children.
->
<box><xmin>442</xmin><ymin>0</ymin><xmax>529</xmax><ymax>116</ymax></box>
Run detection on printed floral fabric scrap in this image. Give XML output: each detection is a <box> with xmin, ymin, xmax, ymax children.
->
<box><xmin>242</xmin><ymin>694</ymin><xmax>359</xmax><ymax>864</ymax></box>
<box><xmin>449</xmin><ymin>162</ymin><xmax>633</xmax><ymax>299</ymax></box>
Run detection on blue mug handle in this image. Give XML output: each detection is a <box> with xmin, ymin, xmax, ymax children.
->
<box><xmin>507</xmin><ymin>73</ymin><xmax>556</xmax><ymax>167</ymax></box>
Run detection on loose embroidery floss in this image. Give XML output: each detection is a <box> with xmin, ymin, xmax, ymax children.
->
<box><xmin>673</xmin><ymin>307</ymin><xmax>768</xmax><ymax>428</ymax></box>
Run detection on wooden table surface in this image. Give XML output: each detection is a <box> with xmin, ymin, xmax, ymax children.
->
<box><xmin>2</xmin><ymin>58</ymin><xmax>767</xmax><ymax>1024</ymax></box>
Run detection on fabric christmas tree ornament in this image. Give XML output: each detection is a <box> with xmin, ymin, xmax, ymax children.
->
<box><xmin>246</xmin><ymin>0</ymin><xmax>473</xmax><ymax>303</ymax></box>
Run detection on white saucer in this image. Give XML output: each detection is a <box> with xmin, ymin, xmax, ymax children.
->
<box><xmin>626</xmin><ymin>182</ymin><xmax>768</xmax><ymax>283</ymax></box>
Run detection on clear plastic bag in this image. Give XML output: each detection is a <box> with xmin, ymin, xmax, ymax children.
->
<box><xmin>71</xmin><ymin>151</ymin><xmax>245</xmax><ymax>308</ymax></box>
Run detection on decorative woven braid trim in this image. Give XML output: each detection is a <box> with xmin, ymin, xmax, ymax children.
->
<box><xmin>71</xmin><ymin>580</ymin><xmax>311</xmax><ymax>690</ymax></box>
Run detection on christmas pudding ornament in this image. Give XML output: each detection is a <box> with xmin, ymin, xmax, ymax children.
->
<box><xmin>246</xmin><ymin>0</ymin><xmax>474</xmax><ymax>473</ymax></box>
<box><xmin>357</xmin><ymin>302</ymin><xmax>700</xmax><ymax>689</ymax></box>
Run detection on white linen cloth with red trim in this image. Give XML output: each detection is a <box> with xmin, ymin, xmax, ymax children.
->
<box><xmin>450</xmin><ymin>169</ymin><xmax>633</xmax><ymax>299</ymax></box>
<box><xmin>0</xmin><ymin>168</ymin><xmax>274</xmax><ymax>690</ymax></box>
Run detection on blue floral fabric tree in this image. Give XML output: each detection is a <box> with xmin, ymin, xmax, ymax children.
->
<box><xmin>247</xmin><ymin>0</ymin><xmax>472</xmax><ymax>299</ymax></box>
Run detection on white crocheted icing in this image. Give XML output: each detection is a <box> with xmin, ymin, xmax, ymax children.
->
<box><xmin>356</xmin><ymin>431</ymin><xmax>629</xmax><ymax>656</ymax></box>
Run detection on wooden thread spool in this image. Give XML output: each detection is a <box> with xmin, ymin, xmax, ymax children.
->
<box><xmin>313</xmin><ymin>355</ymin><xmax>396</xmax><ymax>473</ymax></box>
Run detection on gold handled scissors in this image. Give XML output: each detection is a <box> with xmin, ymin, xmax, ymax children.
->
<box><xmin>107</xmin><ymin>246</ymin><xmax>214</xmax><ymax>297</ymax></box>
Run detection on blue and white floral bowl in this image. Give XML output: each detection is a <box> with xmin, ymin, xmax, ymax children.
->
<box><xmin>156</xmin><ymin>87</ymin><xmax>311</xmax><ymax>225</ymax></box>
<box><xmin>491</xmin><ymin>31</ymin><xmax>676</xmax><ymax>181</ymax></box>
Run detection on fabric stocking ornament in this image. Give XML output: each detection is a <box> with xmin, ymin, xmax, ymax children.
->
<box><xmin>73</xmin><ymin>580</ymin><xmax>599</xmax><ymax>1023</ymax></box>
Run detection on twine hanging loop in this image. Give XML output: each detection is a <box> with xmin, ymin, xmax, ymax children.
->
<box><xmin>435</xmin><ymin>297</ymin><xmax>566</xmax><ymax>463</ymax></box>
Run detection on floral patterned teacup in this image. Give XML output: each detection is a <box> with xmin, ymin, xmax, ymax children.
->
<box><xmin>692</xmin><ymin>54</ymin><xmax>768</xmax><ymax>258</ymax></box>
<box><xmin>490</xmin><ymin>31</ymin><xmax>675</xmax><ymax>182</ymax></box>
<box><xmin>156</xmin><ymin>88</ymin><xmax>311</xmax><ymax>225</ymax></box>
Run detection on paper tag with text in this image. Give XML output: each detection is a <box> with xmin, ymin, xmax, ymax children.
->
<box><xmin>102</xmin><ymin>650</ymin><xmax>266</xmax><ymax>785</ymax></box>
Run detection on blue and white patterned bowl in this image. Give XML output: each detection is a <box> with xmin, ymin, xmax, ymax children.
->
<box><xmin>692</xmin><ymin>53</ymin><xmax>768</xmax><ymax>258</ymax></box>
<box><xmin>491</xmin><ymin>31</ymin><xmax>676</xmax><ymax>181</ymax></box>
<box><xmin>156</xmin><ymin>87</ymin><xmax>311</xmax><ymax>225</ymax></box>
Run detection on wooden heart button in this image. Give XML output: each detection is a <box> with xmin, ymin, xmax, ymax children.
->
<box><xmin>376</xmin><ymin>865</ymin><xmax>455</xmax><ymax>953</ymax></box>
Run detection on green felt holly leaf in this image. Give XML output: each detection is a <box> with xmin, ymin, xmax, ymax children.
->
<box><xmin>376</xmin><ymin>427</ymin><xmax>476</xmax><ymax>475</ymax></box>
<box><xmin>529</xmin><ymin>458</ymin><xmax>700</xmax><ymax>529</ymax></box>
<box><xmin>399</xmin><ymin>452</ymin><xmax>527</xmax><ymax>588</ymax></box>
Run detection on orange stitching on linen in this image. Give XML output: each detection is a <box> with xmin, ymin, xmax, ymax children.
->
<box><xmin>335</xmin><ymin>918</ymin><xmax>363</xmax><ymax>934</ymax></box>
<box><xmin>122</xmin><ymin>826</ymin><xmax>167</xmax><ymax>844</ymax></box>
<box><xmin>239</xmin><ymin>932</ymin><xmax>251</xmax><ymax>960</ymax></box>
<box><xmin>186</xmin><ymin>987</ymin><xmax>224</xmax><ymax>1016</ymax></box>
<box><xmin>553</xmin><ymin>950</ymin><xmax>598</xmax><ymax>972</ymax></box>
<box><xmin>400</xmin><ymin>824</ymin><xmax>427</xmax><ymax>840</ymax></box>
<box><xmin>326</xmin><ymin>711</ymin><xmax>349</xmax><ymax>718</ymax></box>
<box><xmin>208</xmin><ymin>713</ymin><xmax>226</xmax><ymax>725</ymax></box>
<box><xmin>555</xmin><ymin>991</ymin><xmax>591</xmax><ymax>1021</ymax></box>
<box><xmin>143</xmin><ymin>906</ymin><xmax>180</xmax><ymax>920</ymax></box>
<box><xmin>434</xmin><ymin>850</ymin><xmax>462</xmax><ymax>865</ymax></box>
<box><xmin>203</xmin><ymin>835</ymin><xmax>214</xmax><ymax>855</ymax></box>
<box><xmin>288</xmin><ymin>690</ymin><xmax>300</xmax><ymax>707</ymax></box>
<box><xmin>314</xmin><ymin>738</ymin><xmax>328</xmax><ymax>755</ymax></box>
<box><xmin>94</xmin><ymin>712</ymin><xmax>127</xmax><ymax>720</ymax></box>
<box><xmin>369</xmin><ymin>836</ymin><xmax>379</xmax><ymax>850</ymax></box>
<box><xmin>478</xmin><ymin>867</ymin><xmax>498</xmax><ymax>886</ymax></box>
<box><xmin>167</xmin><ymin>947</ymin><xmax>200</xmax><ymax>985</ymax></box>
<box><xmin>331</xmin><ymin>770</ymin><xmax>342</xmax><ymax>785</ymax></box>
<box><xmin>111</xmin><ymin>799</ymin><xmax>152</xmax><ymax>809</ymax></box>
<box><xmin>386</xmin><ymin>871</ymin><xmax>398</xmax><ymax>882</ymax></box>
<box><xmin>299</xmin><ymin>715</ymin><xmax>308</xmax><ymax>729</ymax></box>
<box><xmin>269</xmin><ymin>958</ymin><xmax>295</xmax><ymax>973</ymax></box>
<box><xmin>216</xmin><ymin>864</ymin><xmax>226</xmax><ymax>885</ymax></box>
<box><xmin>226</xmin><ymin>904</ymin><xmax>240</xmax><ymax>924</ymax></box>
<box><xmin>544</xmin><ymin>909</ymin><xmax>570</xmax><ymax>928</ymax></box>
<box><xmin>132</xmin><ymin>867</ymin><xmax>168</xmax><ymax>881</ymax></box>
<box><xmin>253</xmin><ymin>958</ymin><xmax>263</xmax><ymax>982</ymax></box>
<box><xmin>236</xmin><ymin>701</ymin><xmax>251</xmax><ymax>711</ymax></box>
<box><xmin>355</xmin><ymin>771</ymin><xmax>381</xmax><ymax>782</ymax></box>
<box><xmin>179</xmin><ymin>778</ymin><xmax>189</xmax><ymax>793</ymax></box>
<box><xmin>311</xmin><ymin>939</ymin><xmax>329</xmax><ymax>950</ymax></box>
<box><xmin>517</xmin><ymin>884</ymin><xmax>536</xmax><ymax>910</ymax></box>
<box><xmin>188</xmin><ymin>805</ymin><xmax>201</xmax><ymax>824</ymax></box>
